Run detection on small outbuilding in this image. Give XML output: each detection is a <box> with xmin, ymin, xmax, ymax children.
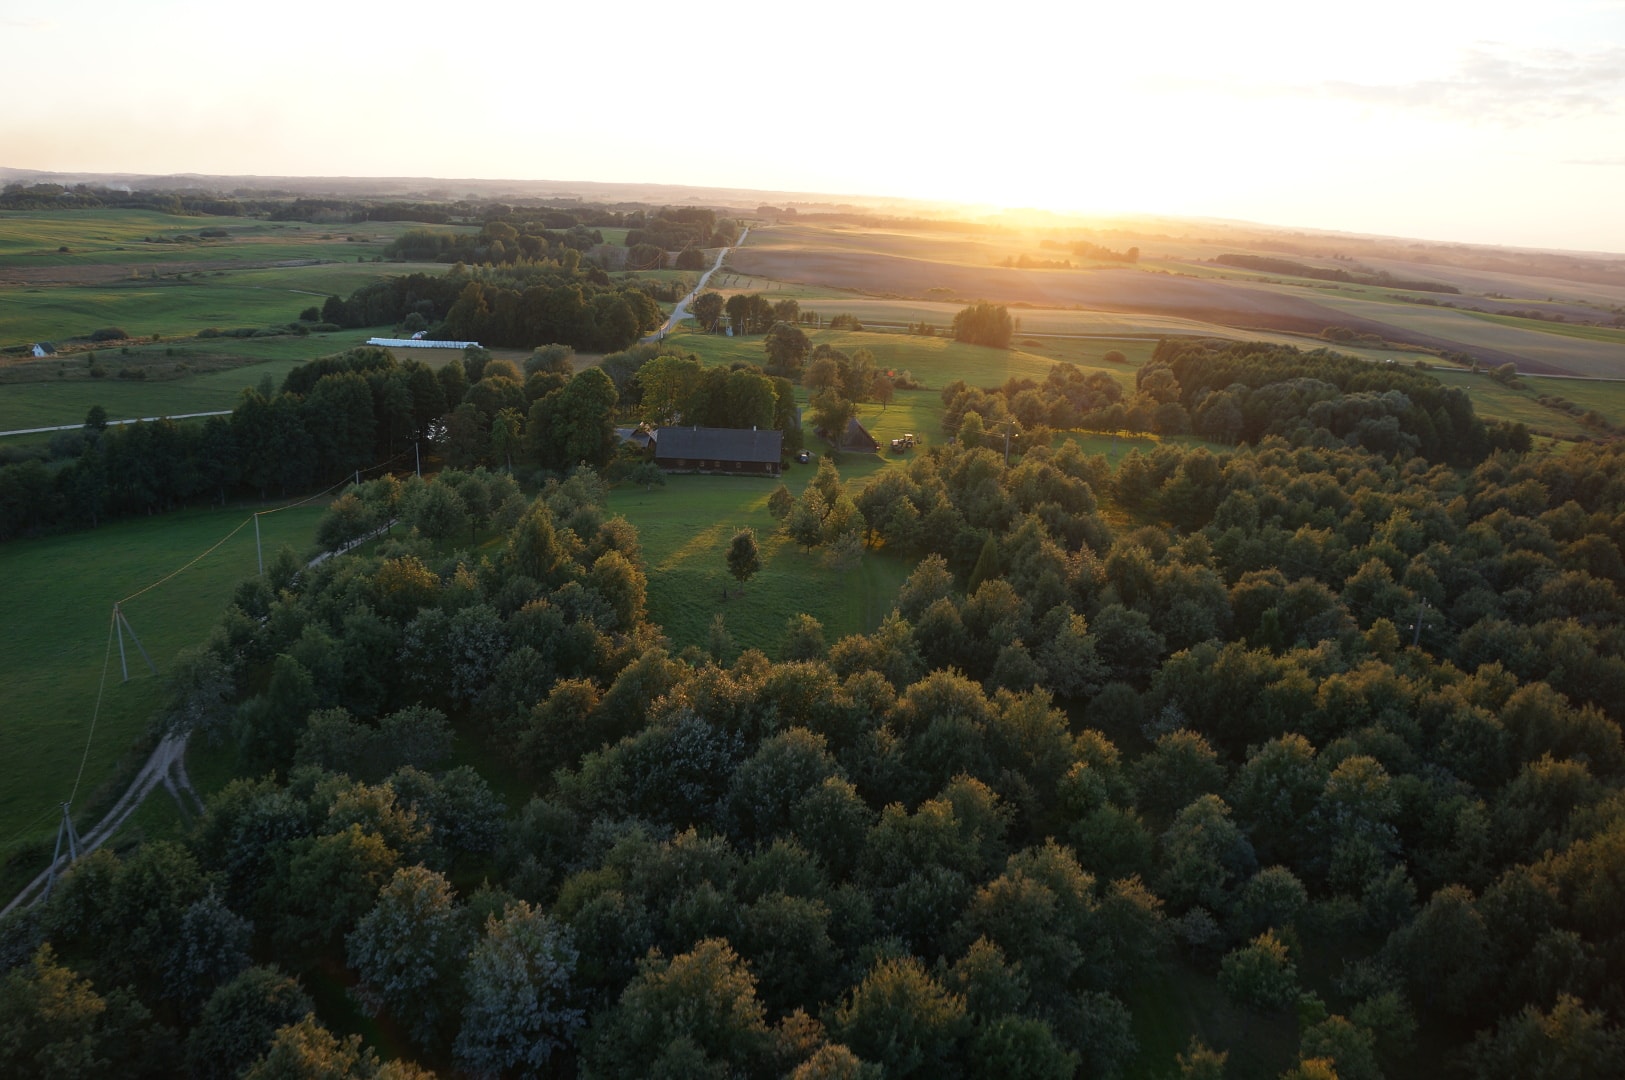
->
<box><xmin>837</xmin><ymin>417</ymin><xmax>879</xmax><ymax>454</ymax></box>
<box><xmin>653</xmin><ymin>426</ymin><xmax>783</xmax><ymax>476</ymax></box>
<box><xmin>615</xmin><ymin>425</ymin><xmax>655</xmax><ymax>450</ymax></box>
<box><xmin>31</xmin><ymin>342</ymin><xmax>56</xmax><ymax>358</ymax></box>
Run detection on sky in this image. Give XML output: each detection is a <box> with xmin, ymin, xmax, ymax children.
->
<box><xmin>3</xmin><ymin>0</ymin><xmax>1624</xmax><ymax>253</ymax></box>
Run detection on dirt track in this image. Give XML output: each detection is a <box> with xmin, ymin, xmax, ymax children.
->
<box><xmin>1</xmin><ymin>732</ymin><xmax>202</xmax><ymax>917</ymax></box>
<box><xmin>1</xmin><ymin>524</ymin><xmax>383</xmax><ymax>917</ymax></box>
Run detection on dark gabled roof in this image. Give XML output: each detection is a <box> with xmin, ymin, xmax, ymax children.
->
<box><xmin>841</xmin><ymin>417</ymin><xmax>878</xmax><ymax>450</ymax></box>
<box><xmin>654</xmin><ymin>426</ymin><xmax>783</xmax><ymax>463</ymax></box>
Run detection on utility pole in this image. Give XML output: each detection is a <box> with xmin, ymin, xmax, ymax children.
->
<box><xmin>994</xmin><ymin>418</ymin><xmax>1021</xmax><ymax>466</ymax></box>
<box><xmin>46</xmin><ymin>802</ymin><xmax>81</xmax><ymax>898</ymax></box>
<box><xmin>254</xmin><ymin>512</ymin><xmax>263</xmax><ymax>576</ymax></box>
<box><xmin>1411</xmin><ymin>599</ymin><xmax>1427</xmax><ymax>648</ymax></box>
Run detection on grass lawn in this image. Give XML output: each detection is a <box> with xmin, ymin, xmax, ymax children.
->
<box><xmin>608</xmin><ymin>470</ymin><xmax>912</xmax><ymax>658</ymax></box>
<box><xmin>1520</xmin><ymin>374</ymin><xmax>1625</xmax><ymax>428</ymax></box>
<box><xmin>0</xmin><ymin>501</ymin><xmax>324</xmax><ymax>893</ymax></box>
<box><xmin>1429</xmin><ymin>369</ymin><xmax>1612</xmax><ymax>437</ymax></box>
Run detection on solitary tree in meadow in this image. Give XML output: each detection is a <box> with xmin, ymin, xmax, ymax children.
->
<box><xmin>727</xmin><ymin>528</ymin><xmax>761</xmax><ymax>596</ymax></box>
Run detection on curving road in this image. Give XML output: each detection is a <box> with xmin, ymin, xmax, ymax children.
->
<box><xmin>647</xmin><ymin>227</ymin><xmax>749</xmax><ymax>341</ymax></box>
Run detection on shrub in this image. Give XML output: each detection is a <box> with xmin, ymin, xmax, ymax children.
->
<box><xmin>90</xmin><ymin>327</ymin><xmax>129</xmax><ymax>342</ymax></box>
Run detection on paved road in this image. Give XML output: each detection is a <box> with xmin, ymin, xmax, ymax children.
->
<box><xmin>0</xmin><ymin>410</ymin><xmax>232</xmax><ymax>439</ymax></box>
<box><xmin>647</xmin><ymin>227</ymin><xmax>749</xmax><ymax>341</ymax></box>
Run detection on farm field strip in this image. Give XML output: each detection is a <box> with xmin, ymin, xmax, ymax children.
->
<box><xmin>0</xmin><ymin>210</ymin><xmax>472</xmax><ymax>271</ymax></box>
<box><xmin>1294</xmin><ymin>294</ymin><xmax>1625</xmax><ymax>377</ymax></box>
<box><xmin>0</xmin><ymin>260</ymin><xmax>451</xmax><ymax>346</ymax></box>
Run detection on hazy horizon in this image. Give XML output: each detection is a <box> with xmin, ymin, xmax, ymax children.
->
<box><xmin>4</xmin><ymin>0</ymin><xmax>1622</xmax><ymax>254</ymax></box>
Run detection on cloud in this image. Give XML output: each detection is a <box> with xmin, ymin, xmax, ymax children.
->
<box><xmin>1315</xmin><ymin>44</ymin><xmax>1625</xmax><ymax>122</ymax></box>
<box><xmin>1563</xmin><ymin>156</ymin><xmax>1625</xmax><ymax>165</ymax></box>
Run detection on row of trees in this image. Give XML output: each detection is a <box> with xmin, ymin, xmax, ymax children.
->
<box><xmin>385</xmin><ymin>222</ymin><xmax>603</xmax><ymax>265</ymax></box>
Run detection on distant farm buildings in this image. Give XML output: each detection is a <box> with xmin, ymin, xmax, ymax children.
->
<box><xmin>365</xmin><ymin>337</ymin><xmax>482</xmax><ymax>349</ymax></box>
<box><xmin>653</xmin><ymin>426</ymin><xmax>783</xmax><ymax>477</ymax></box>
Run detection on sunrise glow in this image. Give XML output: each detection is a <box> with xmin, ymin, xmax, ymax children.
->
<box><xmin>2</xmin><ymin>0</ymin><xmax>1623</xmax><ymax>250</ymax></box>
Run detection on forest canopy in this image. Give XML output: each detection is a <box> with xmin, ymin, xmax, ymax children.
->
<box><xmin>3</xmin><ymin>334</ymin><xmax>1624</xmax><ymax>1077</ymax></box>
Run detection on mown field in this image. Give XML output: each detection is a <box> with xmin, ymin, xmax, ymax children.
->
<box><xmin>1431</xmin><ymin>370</ymin><xmax>1625</xmax><ymax>438</ymax></box>
<box><xmin>0</xmin><ymin>502</ymin><xmax>324</xmax><ymax>893</ymax></box>
<box><xmin>608</xmin><ymin>468</ymin><xmax>912</xmax><ymax>657</ymax></box>
<box><xmin>0</xmin><ymin>260</ymin><xmax>448</xmax><ymax>346</ymax></box>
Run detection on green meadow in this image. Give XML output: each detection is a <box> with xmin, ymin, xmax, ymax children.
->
<box><xmin>0</xmin><ymin>261</ymin><xmax>448</xmax><ymax>346</ymax></box>
<box><xmin>0</xmin><ymin>502</ymin><xmax>323</xmax><ymax>891</ymax></box>
<box><xmin>608</xmin><ymin>468</ymin><xmax>912</xmax><ymax>658</ymax></box>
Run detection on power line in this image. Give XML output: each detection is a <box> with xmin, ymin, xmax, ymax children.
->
<box><xmin>119</xmin><ymin>517</ymin><xmax>253</xmax><ymax>606</ymax></box>
<box><xmin>67</xmin><ymin>609</ymin><xmax>118</xmax><ymax>807</ymax></box>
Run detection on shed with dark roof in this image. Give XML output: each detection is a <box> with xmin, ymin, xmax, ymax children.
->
<box><xmin>653</xmin><ymin>426</ymin><xmax>783</xmax><ymax>476</ymax></box>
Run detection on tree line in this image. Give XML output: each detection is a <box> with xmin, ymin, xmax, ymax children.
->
<box><xmin>313</xmin><ymin>262</ymin><xmax>666</xmax><ymax>354</ymax></box>
<box><xmin>0</xmin><ymin>346</ymin><xmax>600</xmax><ymax>539</ymax></box>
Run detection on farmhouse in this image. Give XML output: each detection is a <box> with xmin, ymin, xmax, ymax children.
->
<box><xmin>30</xmin><ymin>342</ymin><xmax>56</xmax><ymax>358</ymax></box>
<box><xmin>653</xmin><ymin>426</ymin><xmax>783</xmax><ymax>476</ymax></box>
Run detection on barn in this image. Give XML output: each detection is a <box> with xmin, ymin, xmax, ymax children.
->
<box><xmin>653</xmin><ymin>426</ymin><xmax>783</xmax><ymax>476</ymax></box>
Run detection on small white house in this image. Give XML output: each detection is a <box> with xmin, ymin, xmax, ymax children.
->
<box><xmin>31</xmin><ymin>342</ymin><xmax>56</xmax><ymax>358</ymax></box>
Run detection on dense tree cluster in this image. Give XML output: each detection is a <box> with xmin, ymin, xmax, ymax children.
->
<box><xmin>941</xmin><ymin>341</ymin><xmax>1530</xmax><ymax>468</ymax></box>
<box><xmin>313</xmin><ymin>264</ymin><xmax>663</xmax><ymax>354</ymax></box>
<box><xmin>385</xmin><ymin>223</ymin><xmax>603</xmax><ymax>265</ymax></box>
<box><xmin>632</xmin><ymin>352</ymin><xmax>798</xmax><ymax>446</ymax></box>
<box><xmin>6</xmin><ymin>346</ymin><xmax>1625</xmax><ymax>1075</ymax></box>
<box><xmin>951</xmin><ymin>302</ymin><xmax>1015</xmax><ymax>349</ymax></box>
<box><xmin>624</xmin><ymin>207</ymin><xmax>737</xmax><ymax>251</ymax></box>
<box><xmin>0</xmin><ymin>345</ymin><xmax>632</xmax><ymax>539</ymax></box>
